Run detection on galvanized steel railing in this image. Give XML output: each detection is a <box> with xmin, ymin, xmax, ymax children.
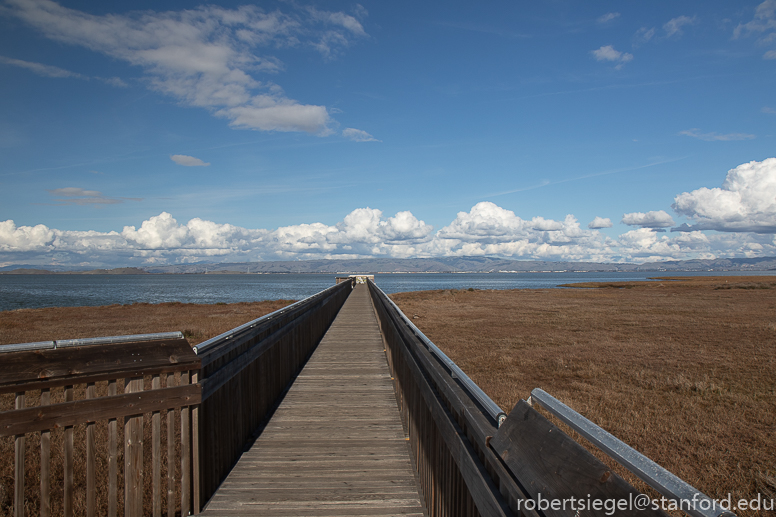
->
<box><xmin>528</xmin><ymin>389</ymin><xmax>735</xmax><ymax>517</ymax></box>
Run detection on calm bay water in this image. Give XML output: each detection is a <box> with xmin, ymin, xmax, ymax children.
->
<box><xmin>0</xmin><ymin>271</ymin><xmax>774</xmax><ymax>312</ymax></box>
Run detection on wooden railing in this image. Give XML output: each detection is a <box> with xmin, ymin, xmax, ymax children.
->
<box><xmin>0</xmin><ymin>332</ymin><xmax>201</xmax><ymax>517</ymax></box>
<box><xmin>368</xmin><ymin>281</ymin><xmax>515</xmax><ymax>516</ymax></box>
<box><xmin>368</xmin><ymin>279</ymin><xmax>684</xmax><ymax>517</ymax></box>
<box><xmin>0</xmin><ymin>280</ymin><xmax>352</xmax><ymax>516</ymax></box>
<box><xmin>191</xmin><ymin>279</ymin><xmax>353</xmax><ymax>510</ymax></box>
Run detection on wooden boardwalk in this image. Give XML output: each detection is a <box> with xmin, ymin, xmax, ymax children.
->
<box><xmin>200</xmin><ymin>284</ymin><xmax>426</xmax><ymax>516</ymax></box>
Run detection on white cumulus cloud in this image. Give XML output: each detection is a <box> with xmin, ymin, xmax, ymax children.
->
<box><xmin>0</xmin><ymin>220</ymin><xmax>55</xmax><ymax>251</ymax></box>
<box><xmin>170</xmin><ymin>155</ymin><xmax>210</xmax><ymax>167</ymax></box>
<box><xmin>621</xmin><ymin>210</ymin><xmax>675</xmax><ymax>228</ymax></box>
<box><xmin>672</xmin><ymin>157</ymin><xmax>776</xmax><ymax>233</ymax></box>
<box><xmin>4</xmin><ymin>170</ymin><xmax>776</xmax><ymax>267</ymax></box>
<box><xmin>588</xmin><ymin>217</ymin><xmax>613</xmax><ymax>229</ymax></box>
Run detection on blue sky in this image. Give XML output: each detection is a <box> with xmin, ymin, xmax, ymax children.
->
<box><xmin>1</xmin><ymin>0</ymin><xmax>775</xmax><ymax>267</ymax></box>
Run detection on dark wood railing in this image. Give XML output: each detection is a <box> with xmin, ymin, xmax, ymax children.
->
<box><xmin>0</xmin><ymin>332</ymin><xmax>200</xmax><ymax>517</ymax></box>
<box><xmin>368</xmin><ymin>280</ymin><xmax>517</xmax><ymax>517</ymax></box>
<box><xmin>191</xmin><ymin>279</ymin><xmax>352</xmax><ymax>509</ymax></box>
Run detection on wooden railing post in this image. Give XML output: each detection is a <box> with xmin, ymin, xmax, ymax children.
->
<box><xmin>125</xmin><ymin>376</ymin><xmax>144</xmax><ymax>517</ymax></box>
<box><xmin>181</xmin><ymin>370</ymin><xmax>191</xmax><ymax>517</ymax></box>
<box><xmin>152</xmin><ymin>374</ymin><xmax>162</xmax><ymax>517</ymax></box>
<box><xmin>40</xmin><ymin>388</ymin><xmax>51</xmax><ymax>517</ymax></box>
<box><xmin>14</xmin><ymin>391</ymin><xmax>25</xmax><ymax>517</ymax></box>
<box><xmin>191</xmin><ymin>370</ymin><xmax>200</xmax><ymax>515</ymax></box>
<box><xmin>86</xmin><ymin>382</ymin><xmax>96</xmax><ymax>517</ymax></box>
<box><xmin>64</xmin><ymin>384</ymin><xmax>74</xmax><ymax>517</ymax></box>
<box><xmin>166</xmin><ymin>373</ymin><xmax>176</xmax><ymax>517</ymax></box>
<box><xmin>108</xmin><ymin>379</ymin><xmax>119</xmax><ymax>517</ymax></box>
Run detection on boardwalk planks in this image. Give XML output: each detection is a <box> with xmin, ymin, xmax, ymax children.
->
<box><xmin>200</xmin><ymin>284</ymin><xmax>426</xmax><ymax>516</ymax></box>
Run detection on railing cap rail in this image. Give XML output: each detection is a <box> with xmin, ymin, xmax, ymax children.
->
<box><xmin>528</xmin><ymin>388</ymin><xmax>736</xmax><ymax>517</ymax></box>
<box><xmin>368</xmin><ymin>279</ymin><xmax>506</xmax><ymax>427</ymax></box>
<box><xmin>193</xmin><ymin>282</ymin><xmax>345</xmax><ymax>356</ymax></box>
<box><xmin>0</xmin><ymin>332</ymin><xmax>185</xmax><ymax>353</ymax></box>
<box><xmin>0</xmin><ymin>341</ymin><xmax>55</xmax><ymax>353</ymax></box>
<box><xmin>56</xmin><ymin>331</ymin><xmax>184</xmax><ymax>348</ymax></box>
<box><xmin>0</xmin><ymin>336</ymin><xmax>198</xmax><ymax>389</ymax></box>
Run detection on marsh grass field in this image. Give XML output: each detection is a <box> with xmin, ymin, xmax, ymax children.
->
<box><xmin>1</xmin><ymin>276</ymin><xmax>775</xmax><ymax>515</ymax></box>
<box><xmin>392</xmin><ymin>276</ymin><xmax>776</xmax><ymax>516</ymax></box>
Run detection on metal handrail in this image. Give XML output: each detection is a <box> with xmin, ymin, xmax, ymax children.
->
<box><xmin>0</xmin><ymin>332</ymin><xmax>185</xmax><ymax>353</ymax></box>
<box><xmin>528</xmin><ymin>388</ymin><xmax>736</xmax><ymax>517</ymax></box>
<box><xmin>0</xmin><ymin>341</ymin><xmax>55</xmax><ymax>353</ymax></box>
<box><xmin>369</xmin><ymin>280</ymin><xmax>507</xmax><ymax>427</ymax></box>
<box><xmin>193</xmin><ymin>282</ymin><xmax>344</xmax><ymax>356</ymax></box>
<box><xmin>56</xmin><ymin>331</ymin><xmax>184</xmax><ymax>348</ymax></box>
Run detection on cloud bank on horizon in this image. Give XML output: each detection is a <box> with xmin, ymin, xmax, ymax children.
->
<box><xmin>2</xmin><ymin>158</ymin><xmax>775</xmax><ymax>267</ymax></box>
<box><xmin>2</xmin><ymin>1</ymin><xmax>775</xmax><ymax>268</ymax></box>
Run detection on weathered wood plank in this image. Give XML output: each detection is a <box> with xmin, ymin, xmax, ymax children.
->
<box><xmin>192</xmin><ymin>370</ymin><xmax>201</xmax><ymax>515</ymax></box>
<box><xmin>166</xmin><ymin>374</ymin><xmax>176</xmax><ymax>517</ymax></box>
<box><xmin>152</xmin><ymin>375</ymin><xmax>162</xmax><ymax>517</ymax></box>
<box><xmin>64</xmin><ymin>385</ymin><xmax>74</xmax><ymax>517</ymax></box>
<box><xmin>181</xmin><ymin>370</ymin><xmax>191</xmax><ymax>517</ymax></box>
<box><xmin>0</xmin><ymin>338</ymin><xmax>198</xmax><ymax>389</ymax></box>
<box><xmin>0</xmin><ymin>383</ymin><xmax>201</xmax><ymax>436</ymax></box>
<box><xmin>491</xmin><ymin>400</ymin><xmax>670</xmax><ymax>517</ymax></box>
<box><xmin>86</xmin><ymin>382</ymin><xmax>96</xmax><ymax>517</ymax></box>
<box><xmin>125</xmin><ymin>377</ymin><xmax>144</xmax><ymax>517</ymax></box>
<box><xmin>14</xmin><ymin>392</ymin><xmax>24</xmax><ymax>517</ymax></box>
<box><xmin>108</xmin><ymin>380</ymin><xmax>119</xmax><ymax>517</ymax></box>
<box><xmin>40</xmin><ymin>388</ymin><xmax>51</xmax><ymax>517</ymax></box>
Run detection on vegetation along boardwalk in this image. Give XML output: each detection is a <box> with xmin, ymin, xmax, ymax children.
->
<box><xmin>200</xmin><ymin>283</ymin><xmax>426</xmax><ymax>516</ymax></box>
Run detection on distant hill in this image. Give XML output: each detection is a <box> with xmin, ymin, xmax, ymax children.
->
<box><xmin>143</xmin><ymin>256</ymin><xmax>776</xmax><ymax>274</ymax></box>
<box><xmin>2</xmin><ymin>257</ymin><xmax>774</xmax><ymax>275</ymax></box>
<box><xmin>636</xmin><ymin>256</ymin><xmax>776</xmax><ymax>271</ymax></box>
<box><xmin>0</xmin><ymin>267</ymin><xmax>149</xmax><ymax>275</ymax></box>
<box><xmin>142</xmin><ymin>257</ymin><xmax>642</xmax><ymax>274</ymax></box>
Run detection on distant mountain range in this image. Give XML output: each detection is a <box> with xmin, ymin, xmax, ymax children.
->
<box><xmin>2</xmin><ymin>256</ymin><xmax>776</xmax><ymax>274</ymax></box>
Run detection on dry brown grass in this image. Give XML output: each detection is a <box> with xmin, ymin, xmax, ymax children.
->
<box><xmin>0</xmin><ymin>299</ymin><xmax>295</xmax><ymax>347</ymax></box>
<box><xmin>392</xmin><ymin>276</ymin><xmax>776</xmax><ymax>516</ymax></box>
<box><xmin>0</xmin><ymin>299</ymin><xmax>294</xmax><ymax>516</ymax></box>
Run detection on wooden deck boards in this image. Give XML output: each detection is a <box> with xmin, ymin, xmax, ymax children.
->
<box><xmin>200</xmin><ymin>284</ymin><xmax>426</xmax><ymax>516</ymax></box>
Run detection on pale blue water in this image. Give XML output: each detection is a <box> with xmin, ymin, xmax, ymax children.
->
<box><xmin>0</xmin><ymin>271</ymin><xmax>774</xmax><ymax>312</ymax></box>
